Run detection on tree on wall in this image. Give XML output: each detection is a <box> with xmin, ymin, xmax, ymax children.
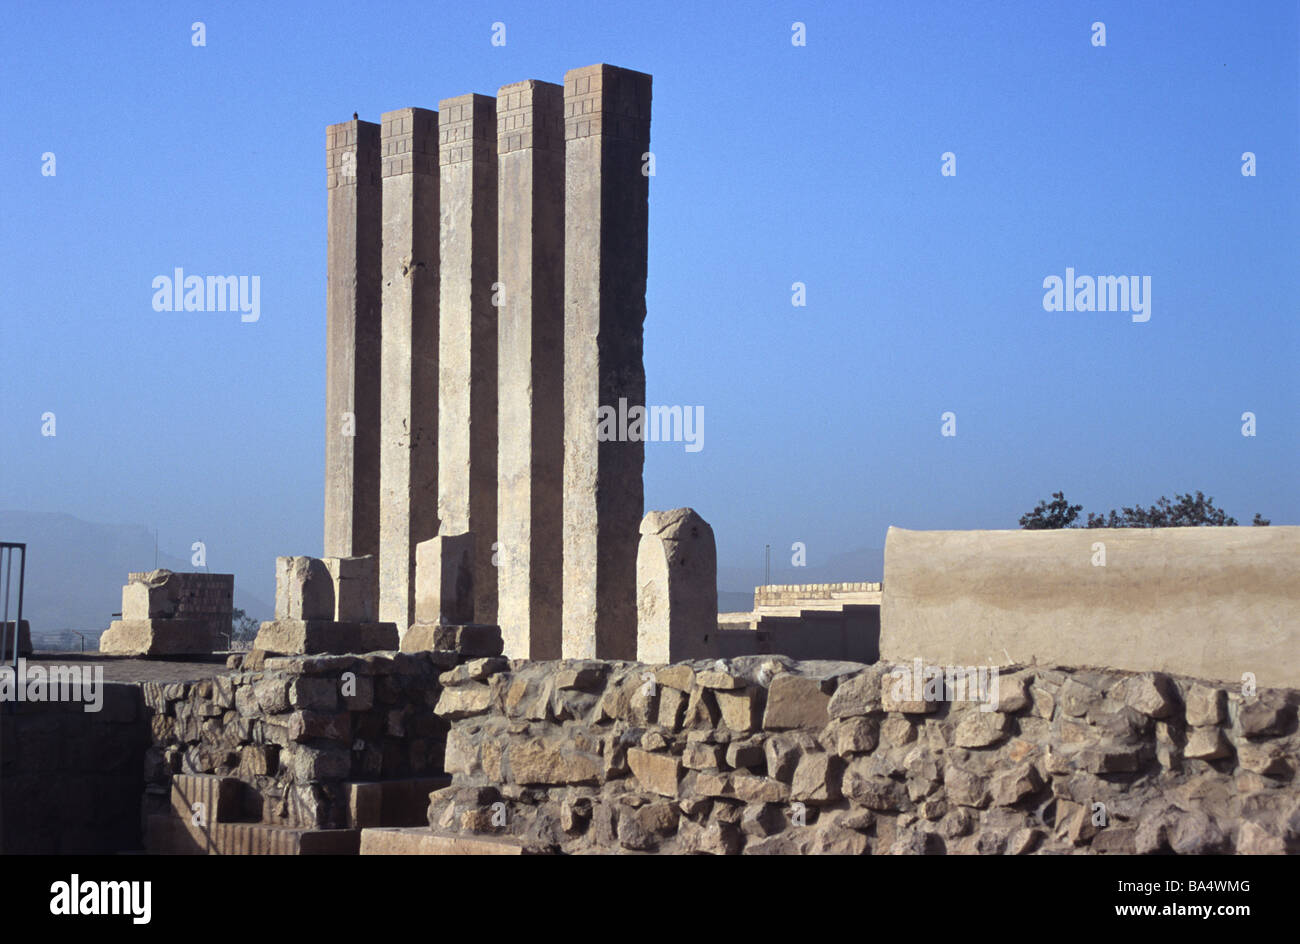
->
<box><xmin>1019</xmin><ymin>491</ymin><xmax>1270</xmax><ymax>528</ymax></box>
<box><xmin>1019</xmin><ymin>491</ymin><xmax>1082</xmax><ymax>529</ymax></box>
<box><xmin>231</xmin><ymin>607</ymin><xmax>259</xmax><ymax>643</ymax></box>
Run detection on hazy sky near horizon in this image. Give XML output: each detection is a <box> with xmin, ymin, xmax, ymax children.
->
<box><xmin>2</xmin><ymin>1</ymin><xmax>1296</xmax><ymax>604</ymax></box>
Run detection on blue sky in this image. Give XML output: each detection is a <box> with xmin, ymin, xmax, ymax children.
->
<box><xmin>1</xmin><ymin>0</ymin><xmax>1296</xmax><ymax>607</ymax></box>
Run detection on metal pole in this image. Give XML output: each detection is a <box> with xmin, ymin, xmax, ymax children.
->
<box><xmin>2</xmin><ymin>549</ymin><xmax>11</xmax><ymax>672</ymax></box>
<box><xmin>764</xmin><ymin>544</ymin><xmax>771</xmax><ymax>586</ymax></box>
<box><xmin>15</xmin><ymin>546</ymin><xmax>24</xmax><ymax>671</ymax></box>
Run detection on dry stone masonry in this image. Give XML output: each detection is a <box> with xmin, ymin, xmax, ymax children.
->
<box><xmin>140</xmin><ymin>644</ymin><xmax>493</xmax><ymax>850</ymax></box>
<box><xmin>422</xmin><ymin>657</ymin><xmax>1300</xmax><ymax>854</ymax></box>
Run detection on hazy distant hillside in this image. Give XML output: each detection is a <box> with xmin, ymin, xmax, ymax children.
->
<box><xmin>0</xmin><ymin>510</ymin><xmax>878</xmax><ymax>631</ymax></box>
<box><xmin>0</xmin><ymin>511</ymin><xmax>271</xmax><ymax>641</ymax></box>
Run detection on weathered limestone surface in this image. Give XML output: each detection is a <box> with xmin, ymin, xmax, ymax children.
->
<box><xmin>413</xmin><ymin>534</ymin><xmax>475</xmax><ymax>626</ymax></box>
<box><xmin>437</xmin><ymin>93</ymin><xmax>499</xmax><ymax>626</ymax></box>
<box><xmin>637</xmin><ymin>508</ymin><xmax>717</xmax><ymax>663</ymax></box>
<box><xmin>324</xmin><ymin>117</ymin><xmax>382</xmax><ymax>563</ymax></box>
<box><xmin>360</xmin><ymin>826</ymin><xmax>525</xmax><ymax>855</ymax></box>
<box><xmin>496</xmin><ymin>79</ymin><xmax>565</xmax><ymax>660</ymax></box>
<box><xmin>881</xmin><ymin>526</ymin><xmax>1300</xmax><ymax>689</ymax></box>
<box><xmin>427</xmin><ymin>656</ymin><xmax>1300</xmax><ymax>855</ymax></box>
<box><xmin>275</xmin><ymin>556</ymin><xmax>335</xmax><ymax>621</ymax></box>
<box><xmin>99</xmin><ymin>619</ymin><xmax>213</xmax><ymax>656</ymax></box>
<box><xmin>100</xmin><ymin>570</ymin><xmax>232</xmax><ymax>655</ymax></box>
<box><xmin>379</xmin><ymin>107</ymin><xmax>441</xmax><ymax>638</ymax></box>
<box><xmin>323</xmin><ymin>555</ymin><xmax>379</xmax><ymax>622</ymax></box>
<box><xmin>122</xmin><ymin>580</ymin><xmax>174</xmax><ymax>620</ymax></box>
<box><xmin>561</xmin><ymin>64</ymin><xmax>653</xmax><ymax>660</ymax></box>
<box><xmin>252</xmin><ymin>619</ymin><xmax>398</xmax><ymax>656</ymax></box>
<box><xmin>400</xmin><ymin>623</ymin><xmax>503</xmax><ymax>658</ymax></box>
<box><xmin>120</xmin><ymin>570</ymin><xmax>233</xmax><ymax>650</ymax></box>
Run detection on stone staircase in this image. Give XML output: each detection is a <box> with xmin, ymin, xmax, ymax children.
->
<box><xmin>146</xmin><ymin>772</ymin><xmax>449</xmax><ymax>855</ymax></box>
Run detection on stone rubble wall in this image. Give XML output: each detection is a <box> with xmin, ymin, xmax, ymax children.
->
<box><xmin>429</xmin><ymin>656</ymin><xmax>1300</xmax><ymax>854</ymax></box>
<box><xmin>141</xmin><ymin>650</ymin><xmax>467</xmax><ymax>830</ymax></box>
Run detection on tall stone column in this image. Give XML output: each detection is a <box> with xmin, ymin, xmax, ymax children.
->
<box><xmin>324</xmin><ymin>118</ymin><xmax>381</xmax><ymax>562</ymax></box>
<box><xmin>379</xmin><ymin>107</ymin><xmax>440</xmax><ymax>636</ymax></box>
<box><xmin>496</xmin><ymin>80</ymin><xmax>565</xmax><ymax>658</ymax></box>
<box><xmin>437</xmin><ymin>93</ymin><xmax>499</xmax><ymax>624</ymax></box>
<box><xmin>561</xmin><ymin>64</ymin><xmax>652</xmax><ymax>659</ymax></box>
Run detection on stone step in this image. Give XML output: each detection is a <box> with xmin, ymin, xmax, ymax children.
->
<box><xmin>359</xmin><ymin>827</ymin><xmax>527</xmax><ymax>855</ymax></box>
<box><xmin>348</xmin><ymin>776</ymin><xmax>450</xmax><ymax>827</ymax></box>
<box><xmin>146</xmin><ymin>813</ymin><xmax>361</xmax><ymax>855</ymax></box>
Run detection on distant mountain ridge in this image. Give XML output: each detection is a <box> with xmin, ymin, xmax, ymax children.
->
<box><xmin>0</xmin><ymin>511</ymin><xmax>272</xmax><ymax>641</ymax></box>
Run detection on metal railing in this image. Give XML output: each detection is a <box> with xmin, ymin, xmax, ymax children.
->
<box><xmin>0</xmin><ymin>542</ymin><xmax>26</xmax><ymax>852</ymax></box>
<box><xmin>1</xmin><ymin>543</ymin><xmax>26</xmax><ymax>681</ymax></box>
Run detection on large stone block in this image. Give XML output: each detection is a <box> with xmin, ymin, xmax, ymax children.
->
<box><xmin>763</xmin><ymin>673</ymin><xmax>835</xmax><ymax>730</ymax></box>
<box><xmin>275</xmin><ymin>557</ymin><xmax>335</xmax><ymax>621</ymax></box>
<box><xmin>98</xmin><ymin>619</ymin><xmax>213</xmax><ymax>656</ymax></box>
<box><xmin>399</xmin><ymin>623</ymin><xmax>503</xmax><ymax>658</ymax></box>
<box><xmin>118</xmin><ymin>570</ymin><xmax>233</xmax><ymax>648</ymax></box>
<box><xmin>359</xmin><ymin>827</ymin><xmax>525</xmax><ymax>855</ymax></box>
<box><xmin>121</xmin><ymin>579</ymin><xmax>177</xmax><ymax>620</ymax></box>
<box><xmin>626</xmin><ymin>747</ymin><xmax>680</xmax><ymax>796</ymax></box>
<box><xmin>636</xmin><ymin>508</ymin><xmax>717</xmax><ymax>663</ymax></box>
<box><xmin>253</xmin><ymin>619</ymin><xmax>398</xmax><ymax>656</ymax></box>
<box><xmin>414</xmin><ymin>533</ymin><xmax>475</xmax><ymax>626</ymax></box>
<box><xmin>324</xmin><ymin>555</ymin><xmax>378</xmax><ymax>622</ymax></box>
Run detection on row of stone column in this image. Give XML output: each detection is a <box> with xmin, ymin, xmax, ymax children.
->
<box><xmin>323</xmin><ymin>64</ymin><xmax>651</xmax><ymax>660</ymax></box>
